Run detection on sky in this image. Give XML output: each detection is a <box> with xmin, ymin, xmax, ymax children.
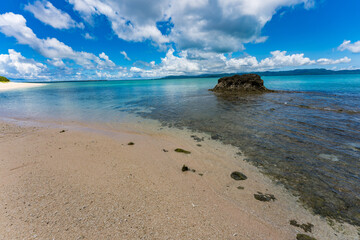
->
<box><xmin>0</xmin><ymin>0</ymin><xmax>359</xmax><ymax>81</ymax></box>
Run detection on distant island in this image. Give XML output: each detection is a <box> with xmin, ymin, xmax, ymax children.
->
<box><xmin>161</xmin><ymin>68</ymin><xmax>360</xmax><ymax>80</ymax></box>
<box><xmin>0</xmin><ymin>76</ymin><xmax>10</xmax><ymax>82</ymax></box>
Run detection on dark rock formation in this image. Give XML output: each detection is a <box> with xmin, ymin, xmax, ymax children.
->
<box><xmin>210</xmin><ymin>74</ymin><xmax>270</xmax><ymax>93</ymax></box>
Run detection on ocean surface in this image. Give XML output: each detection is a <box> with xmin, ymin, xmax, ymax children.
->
<box><xmin>1</xmin><ymin>74</ymin><xmax>360</xmax><ymax>225</ymax></box>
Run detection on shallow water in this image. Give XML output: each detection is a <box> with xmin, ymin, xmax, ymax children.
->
<box><xmin>1</xmin><ymin>74</ymin><xmax>360</xmax><ymax>225</ymax></box>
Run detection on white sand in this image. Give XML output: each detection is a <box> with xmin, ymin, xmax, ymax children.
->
<box><xmin>0</xmin><ymin>82</ymin><xmax>46</xmax><ymax>91</ymax></box>
<box><xmin>0</xmin><ymin>119</ymin><xmax>358</xmax><ymax>239</ymax></box>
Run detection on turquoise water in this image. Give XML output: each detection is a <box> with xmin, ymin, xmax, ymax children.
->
<box><xmin>1</xmin><ymin>74</ymin><xmax>360</xmax><ymax>225</ymax></box>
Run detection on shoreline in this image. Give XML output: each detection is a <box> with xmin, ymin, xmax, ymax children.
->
<box><xmin>0</xmin><ymin>117</ymin><xmax>358</xmax><ymax>239</ymax></box>
<box><xmin>0</xmin><ymin>82</ymin><xmax>46</xmax><ymax>91</ymax></box>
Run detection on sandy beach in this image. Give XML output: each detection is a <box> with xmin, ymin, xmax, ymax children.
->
<box><xmin>0</xmin><ymin>118</ymin><xmax>358</xmax><ymax>240</ymax></box>
<box><xmin>0</xmin><ymin>82</ymin><xmax>46</xmax><ymax>91</ymax></box>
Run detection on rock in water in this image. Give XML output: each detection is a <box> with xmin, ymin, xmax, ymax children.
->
<box><xmin>296</xmin><ymin>234</ymin><xmax>317</xmax><ymax>240</ymax></box>
<box><xmin>210</xmin><ymin>74</ymin><xmax>270</xmax><ymax>93</ymax></box>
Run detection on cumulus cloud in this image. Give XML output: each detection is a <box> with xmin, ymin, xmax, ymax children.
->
<box><xmin>47</xmin><ymin>58</ymin><xmax>66</xmax><ymax>67</ymax></box>
<box><xmin>0</xmin><ymin>12</ymin><xmax>115</xmax><ymax>69</ymax></box>
<box><xmin>130</xmin><ymin>49</ymin><xmax>351</xmax><ymax>78</ymax></box>
<box><xmin>317</xmin><ymin>57</ymin><xmax>351</xmax><ymax>65</ymax></box>
<box><xmin>120</xmin><ymin>51</ymin><xmax>131</xmax><ymax>61</ymax></box>
<box><xmin>68</xmin><ymin>0</ymin><xmax>313</xmax><ymax>52</ymax></box>
<box><xmin>257</xmin><ymin>50</ymin><xmax>315</xmax><ymax>68</ymax></box>
<box><xmin>98</xmin><ymin>52</ymin><xmax>115</xmax><ymax>67</ymax></box>
<box><xmin>25</xmin><ymin>0</ymin><xmax>84</xmax><ymax>29</ymax></box>
<box><xmin>0</xmin><ymin>49</ymin><xmax>47</xmax><ymax>79</ymax></box>
<box><xmin>338</xmin><ymin>40</ymin><xmax>360</xmax><ymax>53</ymax></box>
<box><xmin>68</xmin><ymin>0</ymin><xmax>168</xmax><ymax>44</ymax></box>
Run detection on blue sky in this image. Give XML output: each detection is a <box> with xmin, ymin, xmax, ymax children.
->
<box><xmin>0</xmin><ymin>0</ymin><xmax>359</xmax><ymax>81</ymax></box>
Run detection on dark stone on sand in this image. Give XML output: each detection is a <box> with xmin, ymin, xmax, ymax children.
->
<box><xmin>210</xmin><ymin>134</ymin><xmax>220</xmax><ymax>140</ymax></box>
<box><xmin>182</xmin><ymin>165</ymin><xmax>197</xmax><ymax>173</ymax></box>
<box><xmin>230</xmin><ymin>171</ymin><xmax>247</xmax><ymax>181</ymax></box>
<box><xmin>175</xmin><ymin>148</ymin><xmax>191</xmax><ymax>154</ymax></box>
<box><xmin>290</xmin><ymin>220</ymin><xmax>314</xmax><ymax>233</ymax></box>
<box><xmin>296</xmin><ymin>234</ymin><xmax>317</xmax><ymax>240</ymax></box>
<box><xmin>128</xmin><ymin>142</ymin><xmax>135</xmax><ymax>145</ymax></box>
<box><xmin>182</xmin><ymin>165</ymin><xmax>189</xmax><ymax>172</ymax></box>
<box><xmin>209</xmin><ymin>74</ymin><xmax>271</xmax><ymax>93</ymax></box>
<box><xmin>254</xmin><ymin>192</ymin><xmax>276</xmax><ymax>202</ymax></box>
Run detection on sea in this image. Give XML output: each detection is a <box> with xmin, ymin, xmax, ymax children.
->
<box><xmin>1</xmin><ymin>74</ymin><xmax>359</xmax><ymax>226</ymax></box>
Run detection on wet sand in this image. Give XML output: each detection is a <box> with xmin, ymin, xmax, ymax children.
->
<box><xmin>0</xmin><ymin>82</ymin><xmax>46</xmax><ymax>91</ymax></box>
<box><xmin>0</xmin><ymin>119</ymin><xmax>358</xmax><ymax>239</ymax></box>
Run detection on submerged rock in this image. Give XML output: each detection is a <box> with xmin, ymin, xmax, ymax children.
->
<box><xmin>318</xmin><ymin>154</ymin><xmax>339</xmax><ymax>162</ymax></box>
<box><xmin>254</xmin><ymin>192</ymin><xmax>276</xmax><ymax>202</ymax></box>
<box><xmin>230</xmin><ymin>171</ymin><xmax>247</xmax><ymax>180</ymax></box>
<box><xmin>210</xmin><ymin>134</ymin><xmax>221</xmax><ymax>140</ymax></box>
<box><xmin>210</xmin><ymin>74</ymin><xmax>271</xmax><ymax>93</ymax></box>
<box><xmin>296</xmin><ymin>234</ymin><xmax>317</xmax><ymax>240</ymax></box>
<box><xmin>290</xmin><ymin>220</ymin><xmax>314</xmax><ymax>233</ymax></box>
<box><xmin>191</xmin><ymin>135</ymin><xmax>204</xmax><ymax>142</ymax></box>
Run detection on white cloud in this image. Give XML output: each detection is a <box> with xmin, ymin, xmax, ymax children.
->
<box><xmin>47</xmin><ymin>58</ymin><xmax>66</xmax><ymax>67</ymax></box>
<box><xmin>0</xmin><ymin>12</ymin><xmax>115</xmax><ymax>69</ymax></box>
<box><xmin>0</xmin><ymin>49</ymin><xmax>47</xmax><ymax>79</ymax></box>
<box><xmin>25</xmin><ymin>0</ymin><xmax>83</xmax><ymax>29</ymax></box>
<box><xmin>68</xmin><ymin>0</ymin><xmax>168</xmax><ymax>45</ymax></box>
<box><xmin>68</xmin><ymin>0</ymin><xmax>312</xmax><ymax>52</ymax></box>
<box><xmin>254</xmin><ymin>36</ymin><xmax>269</xmax><ymax>43</ymax></box>
<box><xmin>120</xmin><ymin>51</ymin><xmax>131</xmax><ymax>61</ymax></box>
<box><xmin>130</xmin><ymin>49</ymin><xmax>351</xmax><ymax>78</ymax></box>
<box><xmin>317</xmin><ymin>57</ymin><xmax>351</xmax><ymax>65</ymax></box>
<box><xmin>84</xmin><ymin>33</ymin><xmax>95</xmax><ymax>40</ymax></box>
<box><xmin>258</xmin><ymin>50</ymin><xmax>315</xmax><ymax>68</ymax></box>
<box><xmin>338</xmin><ymin>40</ymin><xmax>360</xmax><ymax>53</ymax></box>
<box><xmin>98</xmin><ymin>52</ymin><xmax>115</xmax><ymax>67</ymax></box>
<box><xmin>130</xmin><ymin>66</ymin><xmax>143</xmax><ymax>73</ymax></box>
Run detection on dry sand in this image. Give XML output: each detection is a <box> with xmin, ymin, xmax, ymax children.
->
<box><xmin>0</xmin><ymin>119</ymin><xmax>358</xmax><ymax>239</ymax></box>
<box><xmin>0</xmin><ymin>82</ymin><xmax>46</xmax><ymax>91</ymax></box>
